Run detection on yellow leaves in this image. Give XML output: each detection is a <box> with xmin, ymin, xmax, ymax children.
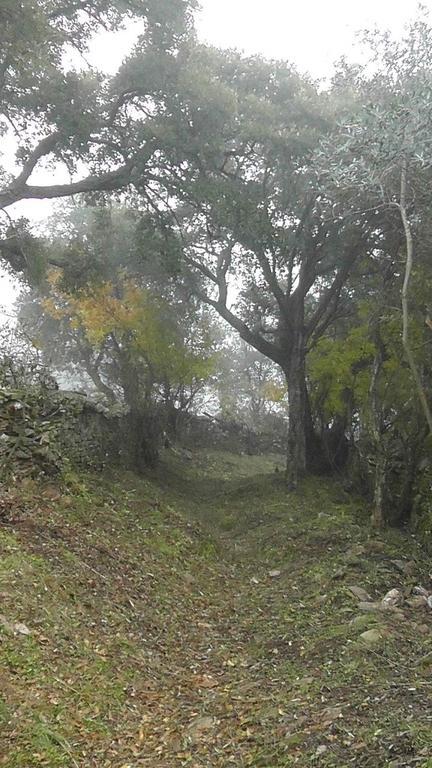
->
<box><xmin>41</xmin><ymin>296</ymin><xmax>68</xmax><ymax>321</ymax></box>
<box><xmin>44</xmin><ymin>275</ymin><xmax>151</xmax><ymax>346</ymax></box>
<box><xmin>43</xmin><ymin>269</ymin><xmax>215</xmax><ymax>387</ymax></box>
<box><xmin>46</xmin><ymin>267</ymin><xmax>63</xmax><ymax>287</ymax></box>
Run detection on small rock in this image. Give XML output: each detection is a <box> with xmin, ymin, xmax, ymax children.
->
<box><xmin>390</xmin><ymin>559</ymin><xmax>407</xmax><ymax>573</ymax></box>
<box><xmin>381</xmin><ymin>589</ymin><xmax>402</xmax><ymax>607</ymax></box>
<box><xmin>348</xmin><ymin>585</ymin><xmax>372</xmax><ymax>602</ymax></box>
<box><xmin>390</xmin><ymin>559</ymin><xmax>415</xmax><ymax>575</ymax></box>
<box><xmin>358</xmin><ymin>601</ymin><xmax>386</xmax><ymax>612</ymax></box>
<box><xmin>413</xmin><ymin>586</ymin><xmax>429</xmax><ymax>597</ymax></box>
<box><xmin>316</xmin><ymin>745</ymin><xmax>327</xmax><ymax>756</ymax></box>
<box><xmin>406</xmin><ymin>596</ymin><xmax>428</xmax><ymax>609</ymax></box>
<box><xmin>427</xmin><ymin>596</ymin><xmax>432</xmax><ymax>610</ymax></box>
<box><xmin>268</xmin><ymin>570</ymin><xmax>281</xmax><ymax>578</ymax></box>
<box><xmin>359</xmin><ymin>628</ymin><xmax>384</xmax><ymax>646</ymax></box>
<box><xmin>0</xmin><ymin>615</ymin><xmax>31</xmax><ymax>636</ymax></box>
<box><xmin>13</xmin><ymin>622</ymin><xmax>31</xmax><ymax>636</ymax></box>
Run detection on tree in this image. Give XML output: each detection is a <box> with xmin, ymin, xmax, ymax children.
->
<box><xmin>17</xmin><ymin>203</ymin><xmax>216</xmax><ymax>466</ymax></box>
<box><xmin>127</xmin><ymin>47</ymin><xmax>373</xmax><ymax>486</ymax></box>
<box><xmin>0</xmin><ymin>0</ymin><xmax>196</xmax><ymax>213</ymax></box>
<box><xmin>318</xmin><ymin>16</ymin><xmax>432</xmax><ymax>434</ymax></box>
<box><xmin>216</xmin><ymin>338</ymin><xmax>287</xmax><ymax>428</ymax></box>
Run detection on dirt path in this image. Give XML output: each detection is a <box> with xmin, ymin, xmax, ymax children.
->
<box><xmin>1</xmin><ymin>452</ymin><xmax>432</xmax><ymax>767</ymax></box>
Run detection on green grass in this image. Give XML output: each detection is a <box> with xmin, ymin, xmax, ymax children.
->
<box><xmin>0</xmin><ymin>449</ymin><xmax>432</xmax><ymax>766</ymax></box>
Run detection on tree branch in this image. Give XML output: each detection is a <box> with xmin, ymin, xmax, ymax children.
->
<box><xmin>13</xmin><ymin>132</ymin><xmax>62</xmax><ymax>188</ymax></box>
<box><xmin>306</xmin><ymin>239</ymin><xmax>363</xmax><ymax>340</ymax></box>
<box><xmin>399</xmin><ymin>156</ymin><xmax>432</xmax><ymax>433</ymax></box>
<box><xmin>0</xmin><ymin>162</ymin><xmax>134</xmax><ymax>210</ymax></box>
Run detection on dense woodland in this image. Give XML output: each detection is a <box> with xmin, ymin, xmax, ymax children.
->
<box><xmin>1</xmin><ymin>1</ymin><xmax>432</xmax><ymax>531</ymax></box>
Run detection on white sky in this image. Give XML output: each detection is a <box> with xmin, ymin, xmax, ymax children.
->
<box><xmin>197</xmin><ymin>0</ymin><xmax>423</xmax><ymax>76</ymax></box>
<box><xmin>0</xmin><ymin>0</ymin><xmax>428</xmax><ymax>309</ymax></box>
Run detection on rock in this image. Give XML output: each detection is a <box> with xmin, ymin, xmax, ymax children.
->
<box><xmin>406</xmin><ymin>595</ymin><xmax>428</xmax><ymax>609</ymax></box>
<box><xmin>413</xmin><ymin>586</ymin><xmax>429</xmax><ymax>597</ymax></box>
<box><xmin>358</xmin><ymin>601</ymin><xmax>385</xmax><ymax>612</ymax></box>
<box><xmin>0</xmin><ymin>615</ymin><xmax>31</xmax><ymax>636</ymax></box>
<box><xmin>13</xmin><ymin>622</ymin><xmax>31</xmax><ymax>636</ymax></box>
<box><xmin>381</xmin><ymin>589</ymin><xmax>402</xmax><ymax>607</ymax></box>
<box><xmin>268</xmin><ymin>570</ymin><xmax>281</xmax><ymax>578</ymax></box>
<box><xmin>348</xmin><ymin>585</ymin><xmax>373</xmax><ymax>602</ymax></box>
<box><xmin>428</xmin><ymin>596</ymin><xmax>432</xmax><ymax>610</ymax></box>
<box><xmin>390</xmin><ymin>559</ymin><xmax>416</xmax><ymax>575</ymax></box>
<box><xmin>390</xmin><ymin>559</ymin><xmax>407</xmax><ymax>573</ymax></box>
<box><xmin>359</xmin><ymin>628</ymin><xmax>384</xmax><ymax>646</ymax></box>
<box><xmin>315</xmin><ymin>745</ymin><xmax>327</xmax><ymax>756</ymax></box>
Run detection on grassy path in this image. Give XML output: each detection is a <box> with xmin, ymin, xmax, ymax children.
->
<box><xmin>1</xmin><ymin>451</ymin><xmax>432</xmax><ymax>766</ymax></box>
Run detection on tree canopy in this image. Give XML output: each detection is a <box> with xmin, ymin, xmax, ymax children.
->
<box><xmin>2</xmin><ymin>3</ymin><xmax>432</xmax><ymax>521</ymax></box>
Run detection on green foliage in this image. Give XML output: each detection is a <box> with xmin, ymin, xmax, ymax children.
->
<box><xmin>309</xmin><ymin>325</ymin><xmax>375</xmax><ymax>419</ymax></box>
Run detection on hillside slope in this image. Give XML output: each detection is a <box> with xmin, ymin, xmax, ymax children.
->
<box><xmin>1</xmin><ymin>451</ymin><xmax>432</xmax><ymax>767</ymax></box>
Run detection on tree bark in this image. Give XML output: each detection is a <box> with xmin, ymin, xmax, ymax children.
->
<box><xmin>284</xmin><ymin>337</ymin><xmax>307</xmax><ymax>489</ymax></box>
<box><xmin>369</xmin><ymin>327</ymin><xmax>386</xmax><ymax>528</ymax></box>
<box><xmin>371</xmin><ymin>451</ymin><xmax>386</xmax><ymax>529</ymax></box>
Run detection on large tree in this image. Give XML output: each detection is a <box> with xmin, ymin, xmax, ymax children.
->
<box><xmin>0</xmin><ymin>0</ymin><xmax>196</xmax><ymax>212</ymax></box>
<box><xmin>121</xmin><ymin>46</ymin><xmax>375</xmax><ymax>485</ymax></box>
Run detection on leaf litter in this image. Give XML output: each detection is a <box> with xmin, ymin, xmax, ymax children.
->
<box><xmin>0</xmin><ymin>451</ymin><xmax>432</xmax><ymax>766</ymax></box>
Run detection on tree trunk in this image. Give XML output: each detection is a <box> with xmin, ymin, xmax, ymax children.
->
<box><xmin>371</xmin><ymin>451</ymin><xmax>386</xmax><ymax>529</ymax></box>
<box><xmin>369</xmin><ymin>327</ymin><xmax>386</xmax><ymax>528</ymax></box>
<box><xmin>284</xmin><ymin>341</ymin><xmax>307</xmax><ymax>489</ymax></box>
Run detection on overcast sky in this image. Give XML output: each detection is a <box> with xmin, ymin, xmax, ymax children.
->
<box><xmin>0</xmin><ymin>0</ymin><xmax>428</xmax><ymax>309</ymax></box>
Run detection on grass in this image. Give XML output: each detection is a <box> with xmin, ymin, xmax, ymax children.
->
<box><xmin>0</xmin><ymin>450</ymin><xmax>432</xmax><ymax>766</ymax></box>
